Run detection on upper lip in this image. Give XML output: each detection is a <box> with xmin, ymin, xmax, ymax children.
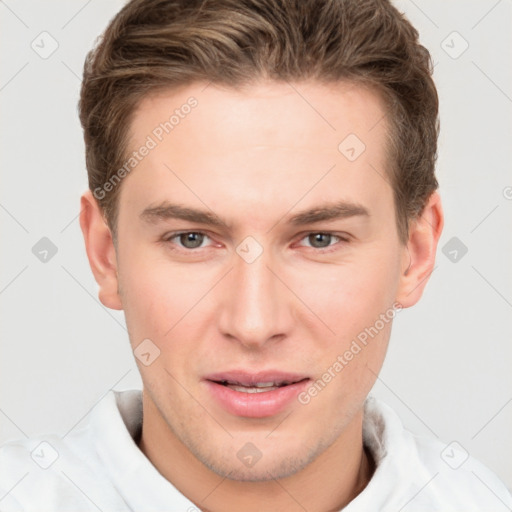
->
<box><xmin>204</xmin><ymin>370</ymin><xmax>310</xmax><ymax>387</ymax></box>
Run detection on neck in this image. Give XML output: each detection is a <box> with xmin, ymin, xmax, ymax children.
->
<box><xmin>138</xmin><ymin>393</ymin><xmax>374</xmax><ymax>512</ymax></box>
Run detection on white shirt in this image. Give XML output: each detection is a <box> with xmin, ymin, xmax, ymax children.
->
<box><xmin>0</xmin><ymin>389</ymin><xmax>510</xmax><ymax>511</ymax></box>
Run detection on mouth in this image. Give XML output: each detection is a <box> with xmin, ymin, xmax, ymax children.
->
<box><xmin>212</xmin><ymin>378</ymin><xmax>309</xmax><ymax>393</ymax></box>
<box><xmin>203</xmin><ymin>371</ymin><xmax>311</xmax><ymax>417</ymax></box>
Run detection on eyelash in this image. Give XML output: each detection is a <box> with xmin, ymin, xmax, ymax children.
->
<box><xmin>162</xmin><ymin>231</ymin><xmax>350</xmax><ymax>253</ymax></box>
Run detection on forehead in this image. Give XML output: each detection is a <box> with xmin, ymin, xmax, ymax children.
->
<box><xmin>130</xmin><ymin>80</ymin><xmax>387</xmax><ymax>153</ymax></box>
<box><xmin>119</xmin><ymin>80</ymin><xmax>392</xmax><ymax>227</ymax></box>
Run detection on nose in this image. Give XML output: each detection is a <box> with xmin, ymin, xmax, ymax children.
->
<box><xmin>217</xmin><ymin>248</ymin><xmax>293</xmax><ymax>350</ymax></box>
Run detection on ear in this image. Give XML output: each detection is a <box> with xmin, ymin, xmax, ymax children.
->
<box><xmin>396</xmin><ymin>192</ymin><xmax>444</xmax><ymax>308</ymax></box>
<box><xmin>79</xmin><ymin>190</ymin><xmax>123</xmax><ymax>310</ymax></box>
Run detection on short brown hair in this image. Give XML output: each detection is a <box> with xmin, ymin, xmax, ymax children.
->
<box><xmin>79</xmin><ymin>0</ymin><xmax>439</xmax><ymax>243</ymax></box>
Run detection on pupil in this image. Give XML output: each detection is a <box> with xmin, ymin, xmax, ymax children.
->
<box><xmin>181</xmin><ymin>232</ymin><xmax>204</xmax><ymax>248</ymax></box>
<box><xmin>309</xmin><ymin>233</ymin><xmax>331</xmax><ymax>248</ymax></box>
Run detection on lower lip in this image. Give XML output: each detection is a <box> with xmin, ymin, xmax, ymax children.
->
<box><xmin>204</xmin><ymin>379</ymin><xmax>310</xmax><ymax>418</ymax></box>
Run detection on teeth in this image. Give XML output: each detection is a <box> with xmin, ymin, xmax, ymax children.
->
<box><xmin>217</xmin><ymin>379</ymin><xmax>303</xmax><ymax>392</ymax></box>
<box><xmin>221</xmin><ymin>380</ymin><xmax>285</xmax><ymax>387</ymax></box>
<box><xmin>228</xmin><ymin>384</ymin><xmax>279</xmax><ymax>393</ymax></box>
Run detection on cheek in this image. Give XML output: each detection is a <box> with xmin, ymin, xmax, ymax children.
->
<box><xmin>118</xmin><ymin>250</ymin><xmax>224</xmax><ymax>357</ymax></box>
<box><xmin>118</xmin><ymin>256</ymin><xmax>190</xmax><ymax>341</ymax></box>
<box><xmin>118</xmin><ymin>260</ymin><xmax>206</xmax><ymax>393</ymax></box>
<box><xmin>288</xmin><ymin>250</ymin><xmax>400</xmax><ymax>337</ymax></box>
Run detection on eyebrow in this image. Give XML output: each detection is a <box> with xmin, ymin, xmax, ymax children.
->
<box><xmin>140</xmin><ymin>203</ymin><xmax>229</xmax><ymax>229</ymax></box>
<box><xmin>288</xmin><ymin>201</ymin><xmax>369</xmax><ymax>225</ymax></box>
<box><xmin>139</xmin><ymin>200</ymin><xmax>369</xmax><ymax>228</ymax></box>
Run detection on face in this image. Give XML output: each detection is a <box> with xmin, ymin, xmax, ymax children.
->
<box><xmin>97</xmin><ymin>81</ymin><xmax>415</xmax><ymax>481</ymax></box>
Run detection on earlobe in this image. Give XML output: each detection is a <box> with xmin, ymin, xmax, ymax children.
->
<box><xmin>396</xmin><ymin>192</ymin><xmax>444</xmax><ymax>308</ymax></box>
<box><xmin>79</xmin><ymin>190</ymin><xmax>123</xmax><ymax>310</ymax></box>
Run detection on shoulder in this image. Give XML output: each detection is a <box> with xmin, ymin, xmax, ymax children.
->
<box><xmin>0</xmin><ymin>390</ymin><xmax>140</xmax><ymax>511</ymax></box>
<box><xmin>408</xmin><ymin>429</ymin><xmax>512</xmax><ymax>510</ymax></box>
<box><xmin>354</xmin><ymin>397</ymin><xmax>512</xmax><ymax>511</ymax></box>
<box><xmin>0</xmin><ymin>434</ymin><xmax>108</xmax><ymax>511</ymax></box>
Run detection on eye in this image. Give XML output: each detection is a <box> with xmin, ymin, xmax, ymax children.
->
<box><xmin>298</xmin><ymin>233</ymin><xmax>344</xmax><ymax>249</ymax></box>
<box><xmin>165</xmin><ymin>231</ymin><xmax>212</xmax><ymax>249</ymax></box>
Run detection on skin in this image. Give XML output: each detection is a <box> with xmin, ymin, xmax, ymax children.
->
<box><xmin>80</xmin><ymin>80</ymin><xmax>443</xmax><ymax>512</ymax></box>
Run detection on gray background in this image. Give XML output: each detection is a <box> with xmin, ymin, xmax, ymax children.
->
<box><xmin>1</xmin><ymin>0</ymin><xmax>511</xmax><ymax>493</ymax></box>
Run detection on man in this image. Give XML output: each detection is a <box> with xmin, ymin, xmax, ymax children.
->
<box><xmin>1</xmin><ymin>0</ymin><xmax>510</xmax><ymax>510</ymax></box>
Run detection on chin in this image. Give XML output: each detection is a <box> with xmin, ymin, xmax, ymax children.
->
<box><xmin>206</xmin><ymin>457</ymin><xmax>307</xmax><ymax>482</ymax></box>
<box><xmin>194</xmin><ymin>442</ymin><xmax>319</xmax><ymax>482</ymax></box>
